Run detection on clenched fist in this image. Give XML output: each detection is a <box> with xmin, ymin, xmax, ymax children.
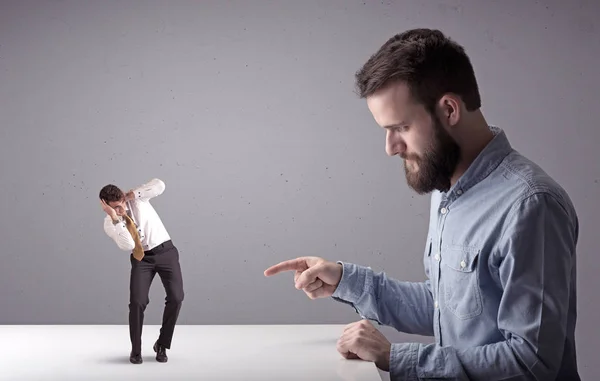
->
<box><xmin>337</xmin><ymin>319</ymin><xmax>391</xmax><ymax>371</ymax></box>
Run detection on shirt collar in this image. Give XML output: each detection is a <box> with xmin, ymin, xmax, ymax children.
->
<box><xmin>444</xmin><ymin>126</ymin><xmax>513</xmax><ymax>198</ymax></box>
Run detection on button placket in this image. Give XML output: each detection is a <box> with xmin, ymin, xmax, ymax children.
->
<box><xmin>435</xmin><ymin>201</ymin><xmax>451</xmax><ymax>346</ymax></box>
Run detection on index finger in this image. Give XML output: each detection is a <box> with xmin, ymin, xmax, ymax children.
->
<box><xmin>264</xmin><ymin>258</ymin><xmax>308</xmax><ymax>276</ymax></box>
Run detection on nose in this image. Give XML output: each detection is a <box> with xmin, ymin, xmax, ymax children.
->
<box><xmin>385</xmin><ymin>130</ymin><xmax>406</xmax><ymax>157</ymax></box>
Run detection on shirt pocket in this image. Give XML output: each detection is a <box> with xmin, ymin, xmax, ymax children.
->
<box><xmin>442</xmin><ymin>245</ymin><xmax>483</xmax><ymax>320</ymax></box>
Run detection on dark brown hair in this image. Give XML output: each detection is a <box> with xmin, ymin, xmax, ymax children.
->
<box><xmin>99</xmin><ymin>184</ymin><xmax>124</xmax><ymax>203</ymax></box>
<box><xmin>355</xmin><ymin>28</ymin><xmax>481</xmax><ymax>114</ymax></box>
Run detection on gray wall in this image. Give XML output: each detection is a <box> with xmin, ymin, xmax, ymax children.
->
<box><xmin>1</xmin><ymin>0</ymin><xmax>598</xmax><ymax>377</ymax></box>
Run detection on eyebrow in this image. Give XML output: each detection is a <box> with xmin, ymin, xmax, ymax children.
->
<box><xmin>382</xmin><ymin>122</ymin><xmax>406</xmax><ymax>129</ymax></box>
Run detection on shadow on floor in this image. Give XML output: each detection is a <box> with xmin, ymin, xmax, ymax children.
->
<box><xmin>98</xmin><ymin>356</ymin><xmax>131</xmax><ymax>365</ymax></box>
<box><xmin>98</xmin><ymin>356</ymin><xmax>156</xmax><ymax>364</ymax></box>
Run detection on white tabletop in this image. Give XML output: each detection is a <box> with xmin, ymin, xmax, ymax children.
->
<box><xmin>0</xmin><ymin>324</ymin><xmax>383</xmax><ymax>380</ymax></box>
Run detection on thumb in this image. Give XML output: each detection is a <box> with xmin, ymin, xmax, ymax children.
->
<box><xmin>295</xmin><ymin>263</ymin><xmax>327</xmax><ymax>289</ymax></box>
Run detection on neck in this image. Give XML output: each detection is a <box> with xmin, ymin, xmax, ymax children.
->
<box><xmin>450</xmin><ymin>111</ymin><xmax>494</xmax><ymax>186</ymax></box>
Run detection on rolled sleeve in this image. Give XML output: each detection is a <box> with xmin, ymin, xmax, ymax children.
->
<box><xmin>331</xmin><ymin>261</ymin><xmax>370</xmax><ymax>304</ymax></box>
<box><xmin>389</xmin><ymin>342</ymin><xmax>419</xmax><ymax>381</ymax></box>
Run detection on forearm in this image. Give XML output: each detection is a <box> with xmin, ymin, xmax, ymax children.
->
<box><xmin>132</xmin><ymin>178</ymin><xmax>165</xmax><ymax>200</ymax></box>
<box><xmin>103</xmin><ymin>217</ymin><xmax>135</xmax><ymax>251</ymax></box>
<box><xmin>331</xmin><ymin>262</ymin><xmax>434</xmax><ymax>335</ymax></box>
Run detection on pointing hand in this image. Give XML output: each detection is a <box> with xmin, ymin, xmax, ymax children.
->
<box><xmin>264</xmin><ymin>256</ymin><xmax>343</xmax><ymax>299</ymax></box>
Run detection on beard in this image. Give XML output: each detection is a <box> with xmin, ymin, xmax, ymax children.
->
<box><xmin>403</xmin><ymin>116</ymin><xmax>461</xmax><ymax>194</ymax></box>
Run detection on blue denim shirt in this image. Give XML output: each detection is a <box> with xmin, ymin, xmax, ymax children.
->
<box><xmin>332</xmin><ymin>127</ymin><xmax>580</xmax><ymax>380</ymax></box>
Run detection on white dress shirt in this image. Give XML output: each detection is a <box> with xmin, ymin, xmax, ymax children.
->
<box><xmin>103</xmin><ymin>178</ymin><xmax>171</xmax><ymax>252</ymax></box>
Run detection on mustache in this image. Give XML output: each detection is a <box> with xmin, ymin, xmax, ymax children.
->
<box><xmin>400</xmin><ymin>153</ymin><xmax>421</xmax><ymax>161</ymax></box>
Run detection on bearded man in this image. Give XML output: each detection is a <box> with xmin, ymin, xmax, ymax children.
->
<box><xmin>264</xmin><ymin>29</ymin><xmax>580</xmax><ymax>381</ymax></box>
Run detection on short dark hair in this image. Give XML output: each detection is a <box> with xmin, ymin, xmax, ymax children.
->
<box><xmin>355</xmin><ymin>28</ymin><xmax>481</xmax><ymax>113</ymax></box>
<box><xmin>99</xmin><ymin>184</ymin><xmax>124</xmax><ymax>203</ymax></box>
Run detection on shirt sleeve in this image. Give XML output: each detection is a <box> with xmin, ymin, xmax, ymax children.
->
<box><xmin>331</xmin><ymin>262</ymin><xmax>435</xmax><ymax>336</ymax></box>
<box><xmin>103</xmin><ymin>215</ymin><xmax>135</xmax><ymax>251</ymax></box>
<box><xmin>132</xmin><ymin>178</ymin><xmax>166</xmax><ymax>200</ymax></box>
<box><xmin>388</xmin><ymin>192</ymin><xmax>578</xmax><ymax>381</ymax></box>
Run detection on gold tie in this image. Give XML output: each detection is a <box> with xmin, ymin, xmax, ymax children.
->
<box><xmin>123</xmin><ymin>214</ymin><xmax>145</xmax><ymax>261</ymax></box>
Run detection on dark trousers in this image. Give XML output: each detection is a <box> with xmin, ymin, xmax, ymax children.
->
<box><xmin>129</xmin><ymin>240</ymin><xmax>184</xmax><ymax>354</ymax></box>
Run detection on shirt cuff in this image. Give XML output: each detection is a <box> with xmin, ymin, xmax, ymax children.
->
<box><xmin>390</xmin><ymin>342</ymin><xmax>419</xmax><ymax>381</ymax></box>
<box><xmin>331</xmin><ymin>262</ymin><xmax>371</xmax><ymax>304</ymax></box>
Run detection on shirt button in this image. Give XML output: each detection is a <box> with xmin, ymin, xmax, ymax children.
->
<box><xmin>457</xmin><ymin>189</ymin><xmax>463</xmax><ymax>195</ymax></box>
<box><xmin>434</xmin><ymin>254</ymin><xmax>440</xmax><ymax>262</ymax></box>
<box><xmin>460</xmin><ymin>260</ymin><xmax>466</xmax><ymax>268</ymax></box>
<box><xmin>434</xmin><ymin>300</ymin><xmax>438</xmax><ymax>308</ymax></box>
<box><xmin>440</xmin><ymin>207</ymin><xmax>448</xmax><ymax>214</ymax></box>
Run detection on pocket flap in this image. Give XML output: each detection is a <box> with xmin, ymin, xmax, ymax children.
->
<box><xmin>443</xmin><ymin>245</ymin><xmax>480</xmax><ymax>272</ymax></box>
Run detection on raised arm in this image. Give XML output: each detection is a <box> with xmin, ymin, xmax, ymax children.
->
<box><xmin>131</xmin><ymin>178</ymin><xmax>165</xmax><ymax>200</ymax></box>
<box><xmin>263</xmin><ymin>254</ymin><xmax>434</xmax><ymax>336</ymax></box>
<box><xmin>103</xmin><ymin>215</ymin><xmax>135</xmax><ymax>251</ymax></box>
<box><xmin>388</xmin><ymin>192</ymin><xmax>578</xmax><ymax>380</ymax></box>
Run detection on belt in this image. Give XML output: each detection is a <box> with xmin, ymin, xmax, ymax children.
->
<box><xmin>144</xmin><ymin>240</ymin><xmax>174</xmax><ymax>256</ymax></box>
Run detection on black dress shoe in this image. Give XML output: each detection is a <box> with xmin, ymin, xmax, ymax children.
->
<box><xmin>130</xmin><ymin>351</ymin><xmax>143</xmax><ymax>364</ymax></box>
<box><xmin>153</xmin><ymin>341</ymin><xmax>168</xmax><ymax>363</ymax></box>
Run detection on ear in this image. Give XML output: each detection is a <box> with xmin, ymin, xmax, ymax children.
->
<box><xmin>437</xmin><ymin>94</ymin><xmax>461</xmax><ymax>127</ymax></box>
